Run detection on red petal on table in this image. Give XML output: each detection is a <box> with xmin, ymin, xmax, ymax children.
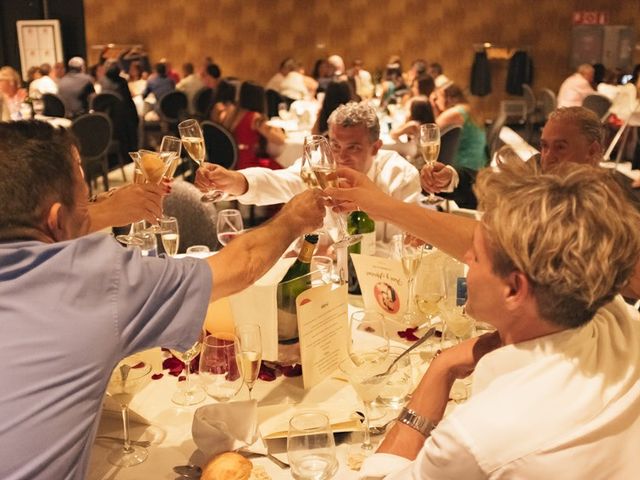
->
<box><xmin>151</xmin><ymin>373</ymin><xmax>164</xmax><ymax>380</ymax></box>
<box><xmin>282</xmin><ymin>364</ymin><xmax>303</xmax><ymax>377</ymax></box>
<box><xmin>398</xmin><ymin>327</ymin><xmax>419</xmax><ymax>341</ymax></box>
<box><xmin>178</xmin><ymin>376</ymin><xmax>186</xmax><ymax>382</ymax></box>
<box><xmin>162</xmin><ymin>356</ymin><xmax>185</xmax><ymax>376</ymax></box>
<box><xmin>131</xmin><ymin>361</ymin><xmax>146</xmax><ymax>369</ymax></box>
<box><xmin>258</xmin><ymin>363</ymin><xmax>277</xmax><ymax>382</ymax></box>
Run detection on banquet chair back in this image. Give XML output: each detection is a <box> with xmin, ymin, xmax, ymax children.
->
<box><xmin>71</xmin><ymin>112</ymin><xmax>112</xmax><ymax>194</ymax></box>
<box><xmin>159</xmin><ymin>91</ymin><xmax>189</xmax><ymax>123</ymax></box>
<box><xmin>582</xmin><ymin>94</ymin><xmax>612</xmax><ymax>121</ymax></box>
<box><xmin>90</xmin><ymin>93</ymin><xmax>130</xmax><ymax>181</ymax></box>
<box><xmin>42</xmin><ymin>93</ymin><xmax>66</xmax><ymax>118</ymax></box>
<box><xmin>537</xmin><ymin>88</ymin><xmax>557</xmax><ymax>122</ymax></box>
<box><xmin>266</xmin><ymin>89</ymin><xmax>283</xmax><ymax>118</ymax></box>
<box><xmin>522</xmin><ymin>84</ymin><xmax>537</xmax><ymax>115</ymax></box>
<box><xmin>162</xmin><ymin>180</ymin><xmax>218</xmax><ymax>253</ymax></box>
<box><xmin>193</xmin><ymin>87</ymin><xmax>214</xmax><ymax>119</ymax></box>
<box><xmin>201</xmin><ymin>121</ymin><xmax>238</xmax><ymax>170</ymax></box>
<box><xmin>486</xmin><ymin>111</ymin><xmax>507</xmax><ymax>158</ymax></box>
<box><xmin>438</xmin><ymin>125</ymin><xmax>462</xmax><ymax>166</ymax></box>
<box><xmin>90</xmin><ymin>92</ymin><xmax>120</xmax><ymax>114</ymax></box>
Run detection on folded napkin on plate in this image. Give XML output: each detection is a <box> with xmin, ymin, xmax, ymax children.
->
<box><xmin>192</xmin><ymin>400</ymin><xmax>266</xmax><ymax>456</ymax></box>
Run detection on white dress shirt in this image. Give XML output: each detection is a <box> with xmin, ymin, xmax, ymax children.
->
<box><xmin>28</xmin><ymin>75</ymin><xmax>58</xmax><ymax>99</ymax></box>
<box><xmin>361</xmin><ymin>295</ymin><xmax>640</xmax><ymax>479</ymax></box>
<box><xmin>557</xmin><ymin>73</ymin><xmax>595</xmax><ymax>108</ymax></box>
<box><xmin>176</xmin><ymin>74</ymin><xmax>205</xmax><ymax>113</ymax></box>
<box><xmin>237</xmin><ymin>149</ymin><xmax>421</xmax><ymax>242</ymax></box>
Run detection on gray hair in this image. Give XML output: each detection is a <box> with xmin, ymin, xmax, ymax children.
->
<box><xmin>327</xmin><ymin>102</ymin><xmax>380</xmax><ymax>143</ymax></box>
<box><xmin>548</xmin><ymin>107</ymin><xmax>605</xmax><ymax>146</ymax></box>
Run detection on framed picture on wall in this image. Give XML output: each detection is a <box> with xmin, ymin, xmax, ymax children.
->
<box><xmin>16</xmin><ymin>20</ymin><xmax>64</xmax><ymax>81</ymax></box>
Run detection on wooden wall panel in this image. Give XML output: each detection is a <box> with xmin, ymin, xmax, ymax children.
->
<box><xmin>84</xmin><ymin>0</ymin><xmax>640</xmax><ymax>118</ymax></box>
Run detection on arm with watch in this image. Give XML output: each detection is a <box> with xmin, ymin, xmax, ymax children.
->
<box><xmin>374</xmin><ymin>332</ymin><xmax>502</xmax><ymax>463</ymax></box>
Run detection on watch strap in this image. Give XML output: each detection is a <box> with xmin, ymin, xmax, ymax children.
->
<box><xmin>397</xmin><ymin>407</ymin><xmax>436</xmax><ymax>437</ymax></box>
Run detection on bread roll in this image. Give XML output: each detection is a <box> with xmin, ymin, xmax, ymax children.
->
<box><xmin>201</xmin><ymin>452</ymin><xmax>252</xmax><ymax>480</ymax></box>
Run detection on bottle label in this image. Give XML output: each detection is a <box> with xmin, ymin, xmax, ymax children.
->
<box><xmin>298</xmin><ymin>241</ymin><xmax>316</xmax><ymax>263</ymax></box>
<box><xmin>360</xmin><ymin>231</ymin><xmax>376</xmax><ymax>256</ymax></box>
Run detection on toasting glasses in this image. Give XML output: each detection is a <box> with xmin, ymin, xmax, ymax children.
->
<box><xmin>178</xmin><ymin>119</ymin><xmax>223</xmax><ymax>202</ymax></box>
<box><xmin>419</xmin><ymin>123</ymin><xmax>444</xmax><ymax>205</ymax></box>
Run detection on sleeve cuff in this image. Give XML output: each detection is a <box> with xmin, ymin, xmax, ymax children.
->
<box><xmin>440</xmin><ymin>166</ymin><xmax>459</xmax><ymax>193</ymax></box>
<box><xmin>359</xmin><ymin>453</ymin><xmax>413</xmax><ymax>479</ymax></box>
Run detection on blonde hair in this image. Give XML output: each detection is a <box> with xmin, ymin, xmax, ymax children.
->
<box><xmin>474</xmin><ymin>154</ymin><xmax>640</xmax><ymax>327</ymax></box>
<box><xmin>0</xmin><ymin>66</ymin><xmax>21</xmax><ymax>88</ymax></box>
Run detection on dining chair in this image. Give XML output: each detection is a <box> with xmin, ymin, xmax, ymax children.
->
<box><xmin>201</xmin><ymin>121</ymin><xmax>238</xmax><ymax>170</ymax></box>
<box><xmin>193</xmin><ymin>87</ymin><xmax>214</xmax><ymax>120</ymax></box>
<box><xmin>90</xmin><ymin>92</ymin><xmax>130</xmax><ymax>182</ymax></box>
<box><xmin>42</xmin><ymin>93</ymin><xmax>66</xmax><ymax>118</ymax></box>
<box><xmin>71</xmin><ymin>112</ymin><xmax>112</xmax><ymax>195</ymax></box>
<box><xmin>582</xmin><ymin>94</ymin><xmax>612</xmax><ymax>122</ymax></box>
<box><xmin>438</xmin><ymin>125</ymin><xmax>462</xmax><ymax>166</ymax></box>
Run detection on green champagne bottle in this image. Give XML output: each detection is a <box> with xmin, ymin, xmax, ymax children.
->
<box><xmin>277</xmin><ymin>234</ymin><xmax>319</xmax><ymax>344</ymax></box>
<box><xmin>347</xmin><ymin>211</ymin><xmax>376</xmax><ymax>295</ymax></box>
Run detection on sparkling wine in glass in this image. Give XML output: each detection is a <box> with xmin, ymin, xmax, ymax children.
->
<box><xmin>130</xmin><ymin>150</ymin><xmax>173</xmax><ymax>233</ymax></box>
<box><xmin>287</xmin><ymin>411</ymin><xmax>338</xmax><ymax>480</ymax></box>
<box><xmin>216</xmin><ymin>209</ymin><xmax>244</xmax><ymax>247</ymax></box>
<box><xmin>303</xmin><ymin>135</ymin><xmax>360</xmax><ymax>248</ymax></box>
<box><xmin>392</xmin><ymin>233</ymin><xmax>425</xmax><ymax>326</ymax></box>
<box><xmin>160</xmin><ymin>216</ymin><xmax>180</xmax><ymax>257</ymax></box>
<box><xmin>419</xmin><ymin>123</ymin><xmax>444</xmax><ymax>205</ymax></box>
<box><xmin>160</xmin><ymin>135</ymin><xmax>182</xmax><ymax>179</ymax></box>
<box><xmin>235</xmin><ymin>324</ymin><xmax>262</xmax><ymax>401</ymax></box>
<box><xmin>106</xmin><ymin>357</ymin><xmax>152</xmax><ymax>467</ymax></box>
<box><xmin>415</xmin><ymin>248</ymin><xmax>444</xmax><ymax>325</ymax></box>
<box><xmin>178</xmin><ymin>119</ymin><xmax>223</xmax><ymax>202</ymax></box>
<box><xmin>170</xmin><ymin>340</ymin><xmax>205</xmax><ymax>406</ymax></box>
<box><xmin>199</xmin><ymin>333</ymin><xmax>244</xmax><ymax>402</ymax></box>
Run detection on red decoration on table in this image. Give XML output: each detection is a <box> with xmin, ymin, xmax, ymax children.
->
<box><xmin>397</xmin><ymin>327</ymin><xmax>419</xmax><ymax>341</ymax></box>
<box><xmin>151</xmin><ymin>373</ymin><xmax>164</xmax><ymax>380</ymax></box>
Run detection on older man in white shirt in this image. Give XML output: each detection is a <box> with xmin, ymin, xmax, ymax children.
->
<box><xmin>557</xmin><ymin>63</ymin><xmax>595</xmax><ymax>108</ymax></box>
<box><xmin>326</xmin><ymin>156</ymin><xmax>640</xmax><ymax>479</ymax></box>
<box><xmin>195</xmin><ymin>102</ymin><xmax>421</xmax><ymax>242</ymax></box>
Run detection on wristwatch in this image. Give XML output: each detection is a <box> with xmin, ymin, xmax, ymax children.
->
<box><xmin>397</xmin><ymin>407</ymin><xmax>436</xmax><ymax>437</ymax></box>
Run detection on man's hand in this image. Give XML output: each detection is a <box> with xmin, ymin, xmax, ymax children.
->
<box><xmin>434</xmin><ymin>331</ymin><xmax>502</xmax><ymax>380</ymax></box>
<box><xmin>276</xmin><ymin>188</ymin><xmax>326</xmax><ymax>236</ymax></box>
<box><xmin>420</xmin><ymin>162</ymin><xmax>453</xmax><ymax>193</ymax></box>
<box><xmin>194</xmin><ymin>164</ymin><xmax>249</xmax><ymax>196</ymax></box>
<box><xmin>324</xmin><ymin>167</ymin><xmax>391</xmax><ymax>220</ymax></box>
<box><xmin>88</xmin><ymin>183</ymin><xmax>166</xmax><ymax>230</ymax></box>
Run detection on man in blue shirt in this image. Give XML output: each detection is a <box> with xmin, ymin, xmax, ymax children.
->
<box><xmin>0</xmin><ymin>121</ymin><xmax>325</xmax><ymax>480</ymax></box>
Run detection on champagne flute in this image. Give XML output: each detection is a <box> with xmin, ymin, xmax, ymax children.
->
<box><xmin>392</xmin><ymin>233</ymin><xmax>424</xmax><ymax>326</ymax></box>
<box><xmin>170</xmin><ymin>340</ymin><xmax>206</xmax><ymax>406</ymax></box>
<box><xmin>419</xmin><ymin>123</ymin><xmax>444</xmax><ymax>205</ymax></box>
<box><xmin>235</xmin><ymin>324</ymin><xmax>262</xmax><ymax>401</ymax></box>
<box><xmin>115</xmin><ymin>169</ymin><xmax>147</xmax><ymax>246</ymax></box>
<box><xmin>415</xmin><ymin>248</ymin><xmax>445</xmax><ymax>326</ymax></box>
<box><xmin>199</xmin><ymin>333</ymin><xmax>244</xmax><ymax>402</ymax></box>
<box><xmin>287</xmin><ymin>411</ymin><xmax>338</xmax><ymax>480</ymax></box>
<box><xmin>303</xmin><ymin>135</ymin><xmax>360</xmax><ymax>248</ymax></box>
<box><xmin>440</xmin><ymin>259</ymin><xmax>474</xmax><ymax>344</ymax></box>
<box><xmin>106</xmin><ymin>357</ymin><xmax>152</xmax><ymax>467</ymax></box>
<box><xmin>159</xmin><ymin>135</ymin><xmax>182</xmax><ymax>179</ymax></box>
<box><xmin>216</xmin><ymin>209</ymin><xmax>244</xmax><ymax>247</ymax></box>
<box><xmin>130</xmin><ymin>149</ymin><xmax>173</xmax><ymax>233</ymax></box>
<box><xmin>178</xmin><ymin>119</ymin><xmax>223</xmax><ymax>202</ymax></box>
<box><xmin>160</xmin><ymin>216</ymin><xmax>180</xmax><ymax>257</ymax></box>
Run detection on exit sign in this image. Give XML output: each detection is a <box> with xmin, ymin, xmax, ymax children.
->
<box><xmin>573</xmin><ymin>11</ymin><xmax>609</xmax><ymax>25</ymax></box>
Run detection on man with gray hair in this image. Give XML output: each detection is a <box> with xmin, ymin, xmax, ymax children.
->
<box><xmin>557</xmin><ymin>63</ymin><xmax>595</xmax><ymax>108</ymax></box>
<box><xmin>57</xmin><ymin>56</ymin><xmax>95</xmax><ymax>117</ymax></box>
<box><xmin>195</xmin><ymin>101</ymin><xmax>421</xmax><ymax>241</ymax></box>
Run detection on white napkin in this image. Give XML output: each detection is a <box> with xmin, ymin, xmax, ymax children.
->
<box><xmin>192</xmin><ymin>400</ymin><xmax>267</xmax><ymax>456</ymax></box>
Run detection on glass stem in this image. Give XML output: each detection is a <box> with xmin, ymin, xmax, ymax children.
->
<box><xmin>407</xmin><ymin>275</ymin><xmax>416</xmax><ymax>313</ymax></box>
<box><xmin>361</xmin><ymin>401</ymin><xmax>373</xmax><ymax>450</ymax></box>
<box><xmin>121</xmin><ymin>406</ymin><xmax>133</xmax><ymax>454</ymax></box>
<box><xmin>247</xmin><ymin>385</ymin><xmax>253</xmax><ymax>401</ymax></box>
<box><xmin>183</xmin><ymin>356</ymin><xmax>192</xmax><ymax>395</ymax></box>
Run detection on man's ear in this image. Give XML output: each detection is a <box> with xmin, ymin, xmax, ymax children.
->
<box><xmin>371</xmin><ymin>138</ymin><xmax>383</xmax><ymax>155</ymax></box>
<box><xmin>588</xmin><ymin>140</ymin><xmax>603</xmax><ymax>164</ymax></box>
<box><xmin>46</xmin><ymin>202</ymin><xmax>65</xmax><ymax>241</ymax></box>
<box><xmin>504</xmin><ymin>270</ymin><xmax>531</xmax><ymax>311</ymax></box>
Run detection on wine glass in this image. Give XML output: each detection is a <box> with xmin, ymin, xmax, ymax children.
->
<box><xmin>302</xmin><ymin>135</ymin><xmax>360</xmax><ymax>248</ymax></box>
<box><xmin>415</xmin><ymin>248</ymin><xmax>445</xmax><ymax>326</ymax></box>
<box><xmin>170</xmin><ymin>340</ymin><xmax>206</xmax><ymax>406</ymax></box>
<box><xmin>419</xmin><ymin>123</ymin><xmax>444</xmax><ymax>205</ymax></box>
<box><xmin>137</xmin><ymin>231</ymin><xmax>158</xmax><ymax>257</ymax></box>
<box><xmin>287</xmin><ymin>411</ymin><xmax>338</xmax><ymax>480</ymax></box>
<box><xmin>216</xmin><ymin>209</ymin><xmax>244</xmax><ymax>247</ymax></box>
<box><xmin>159</xmin><ymin>135</ymin><xmax>182</xmax><ymax>179</ymax></box>
<box><xmin>178</xmin><ymin>119</ymin><xmax>222</xmax><ymax>202</ymax></box>
<box><xmin>199</xmin><ymin>333</ymin><xmax>244</xmax><ymax>402</ymax></box>
<box><xmin>160</xmin><ymin>216</ymin><xmax>180</xmax><ymax>257</ymax></box>
<box><xmin>115</xmin><ymin>168</ymin><xmax>147</xmax><ymax>246</ymax></box>
<box><xmin>106</xmin><ymin>357</ymin><xmax>152</xmax><ymax>467</ymax></box>
<box><xmin>392</xmin><ymin>233</ymin><xmax>425</xmax><ymax>326</ymax></box>
<box><xmin>235</xmin><ymin>324</ymin><xmax>262</xmax><ymax>401</ymax></box>
<box><xmin>348</xmin><ymin>310</ymin><xmax>389</xmax><ymax>362</ymax></box>
<box><xmin>440</xmin><ymin>259</ymin><xmax>474</xmax><ymax>345</ymax></box>
<box><xmin>130</xmin><ymin>149</ymin><xmax>174</xmax><ymax>233</ymax></box>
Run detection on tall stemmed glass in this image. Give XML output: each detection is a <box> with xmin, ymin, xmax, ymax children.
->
<box><xmin>415</xmin><ymin>248</ymin><xmax>445</xmax><ymax>326</ymax></box>
<box><xmin>170</xmin><ymin>340</ymin><xmax>206</xmax><ymax>406</ymax></box>
<box><xmin>159</xmin><ymin>135</ymin><xmax>182</xmax><ymax>179</ymax></box>
<box><xmin>440</xmin><ymin>259</ymin><xmax>474</xmax><ymax>345</ymax></box>
<box><xmin>303</xmin><ymin>135</ymin><xmax>360</xmax><ymax>247</ymax></box>
<box><xmin>235</xmin><ymin>324</ymin><xmax>262</xmax><ymax>401</ymax></box>
<box><xmin>340</xmin><ymin>310</ymin><xmax>391</xmax><ymax>453</ymax></box>
<box><xmin>130</xmin><ymin>149</ymin><xmax>173</xmax><ymax>233</ymax></box>
<box><xmin>160</xmin><ymin>216</ymin><xmax>179</xmax><ymax>257</ymax></box>
<box><xmin>178</xmin><ymin>119</ymin><xmax>222</xmax><ymax>202</ymax></box>
<box><xmin>287</xmin><ymin>411</ymin><xmax>338</xmax><ymax>480</ymax></box>
<box><xmin>392</xmin><ymin>233</ymin><xmax>425</xmax><ymax>326</ymax></box>
<box><xmin>106</xmin><ymin>357</ymin><xmax>152</xmax><ymax>467</ymax></box>
<box><xmin>199</xmin><ymin>333</ymin><xmax>244</xmax><ymax>402</ymax></box>
<box><xmin>216</xmin><ymin>209</ymin><xmax>244</xmax><ymax>247</ymax></box>
<box><xmin>419</xmin><ymin>123</ymin><xmax>444</xmax><ymax>205</ymax></box>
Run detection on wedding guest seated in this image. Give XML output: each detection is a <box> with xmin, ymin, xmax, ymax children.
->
<box><xmin>221</xmin><ymin>81</ymin><xmax>286</xmax><ymax>170</ymax></box>
<box><xmin>196</xmin><ymin>102</ymin><xmax>421</xmax><ymax>241</ymax></box>
<box><xmin>390</xmin><ymin>99</ymin><xmax>435</xmax><ymax>141</ymax></box>
<box><xmin>349</xmin><ymin>59</ymin><xmax>374</xmax><ymax>99</ymax></box>
<box><xmin>28</xmin><ymin>63</ymin><xmax>58</xmax><ymax>99</ymax></box>
<box><xmin>327</xmin><ymin>156</ymin><xmax>640</xmax><ymax>479</ymax></box>
<box><xmin>431</xmin><ymin>83</ymin><xmax>487</xmax><ymax>171</ymax></box>
<box><xmin>557</xmin><ymin>63</ymin><xmax>595</xmax><ymax>108</ymax></box>
<box><xmin>401</xmin><ymin>75</ymin><xmax>436</xmax><ymax>108</ymax></box>
<box><xmin>0</xmin><ymin>66</ymin><xmax>27</xmax><ymax>119</ymax></box>
<box><xmin>126</xmin><ymin>60</ymin><xmax>147</xmax><ymax>98</ymax></box>
<box><xmin>428</xmin><ymin>62</ymin><xmax>450</xmax><ymax>88</ymax></box>
<box><xmin>279</xmin><ymin>60</ymin><xmax>313</xmax><ymax>101</ymax></box>
<box><xmin>312</xmin><ymin>58</ymin><xmax>335</xmax><ymax>94</ymax></box>
<box><xmin>176</xmin><ymin>62</ymin><xmax>205</xmax><ymax>114</ymax></box>
<box><xmin>208</xmin><ymin>77</ymin><xmax>237</xmax><ymax>124</ymax></box>
<box><xmin>266</xmin><ymin>57</ymin><xmax>295</xmax><ymax>93</ymax></box>
<box><xmin>57</xmin><ymin>57</ymin><xmax>95</xmax><ymax>117</ymax></box>
<box><xmin>0</xmin><ymin>120</ymin><xmax>325</xmax><ymax>480</ymax></box>
<box><xmin>402</xmin><ymin>58</ymin><xmax>427</xmax><ymax>89</ymax></box>
<box><xmin>202</xmin><ymin>63</ymin><xmax>221</xmax><ymax>90</ymax></box>
<box><xmin>311</xmin><ymin>80</ymin><xmax>355</xmax><ymax>136</ymax></box>
<box><xmin>142</xmin><ymin>62</ymin><xmax>176</xmax><ymax>120</ymax></box>
<box><xmin>381</xmin><ymin>60</ymin><xmax>407</xmax><ymax>107</ymax></box>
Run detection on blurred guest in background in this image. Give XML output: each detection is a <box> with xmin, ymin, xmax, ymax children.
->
<box><xmin>312</xmin><ymin>58</ymin><xmax>335</xmax><ymax>94</ymax></box>
<box><xmin>57</xmin><ymin>57</ymin><xmax>94</xmax><ymax>118</ymax></box>
<box><xmin>142</xmin><ymin>62</ymin><xmax>175</xmax><ymax>120</ymax></box>
<box><xmin>0</xmin><ymin>66</ymin><xmax>27</xmax><ymax>119</ymax></box>
<box><xmin>127</xmin><ymin>60</ymin><xmax>147</xmax><ymax>98</ymax></box>
<box><xmin>428</xmin><ymin>62</ymin><xmax>450</xmax><ymax>88</ymax></box>
<box><xmin>266</xmin><ymin>57</ymin><xmax>296</xmax><ymax>92</ymax></box>
<box><xmin>312</xmin><ymin>80</ymin><xmax>355</xmax><ymax>135</ymax></box>
<box><xmin>557</xmin><ymin>64</ymin><xmax>595</xmax><ymax>108</ymax></box>
<box><xmin>208</xmin><ymin>77</ymin><xmax>237</xmax><ymax>123</ymax></box>
<box><xmin>328</xmin><ymin>54</ymin><xmax>347</xmax><ymax>79</ymax></box>
<box><xmin>349</xmin><ymin>59</ymin><xmax>374</xmax><ymax>99</ymax></box>
<box><xmin>390</xmin><ymin>98</ymin><xmax>435</xmax><ymax>141</ymax></box>
<box><xmin>176</xmin><ymin>62</ymin><xmax>204</xmax><ymax>114</ymax></box>
<box><xmin>202</xmin><ymin>63</ymin><xmax>221</xmax><ymax>90</ymax></box>
<box><xmin>28</xmin><ymin>63</ymin><xmax>58</xmax><ymax>99</ymax></box>
<box><xmin>279</xmin><ymin>60</ymin><xmax>312</xmax><ymax>101</ymax></box>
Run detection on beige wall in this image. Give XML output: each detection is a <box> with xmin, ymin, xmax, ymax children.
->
<box><xmin>84</xmin><ymin>0</ymin><xmax>640</xmax><ymax>118</ymax></box>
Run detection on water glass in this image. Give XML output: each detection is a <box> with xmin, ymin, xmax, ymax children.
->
<box><xmin>287</xmin><ymin>411</ymin><xmax>338</xmax><ymax>480</ymax></box>
<box><xmin>137</xmin><ymin>232</ymin><xmax>157</xmax><ymax>257</ymax></box>
<box><xmin>377</xmin><ymin>345</ymin><xmax>413</xmax><ymax>407</ymax></box>
<box><xmin>311</xmin><ymin>256</ymin><xmax>334</xmax><ymax>284</ymax></box>
<box><xmin>216</xmin><ymin>209</ymin><xmax>244</xmax><ymax>247</ymax></box>
<box><xmin>186</xmin><ymin>245</ymin><xmax>211</xmax><ymax>258</ymax></box>
<box><xmin>199</xmin><ymin>334</ymin><xmax>243</xmax><ymax>402</ymax></box>
<box><xmin>160</xmin><ymin>217</ymin><xmax>180</xmax><ymax>257</ymax></box>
